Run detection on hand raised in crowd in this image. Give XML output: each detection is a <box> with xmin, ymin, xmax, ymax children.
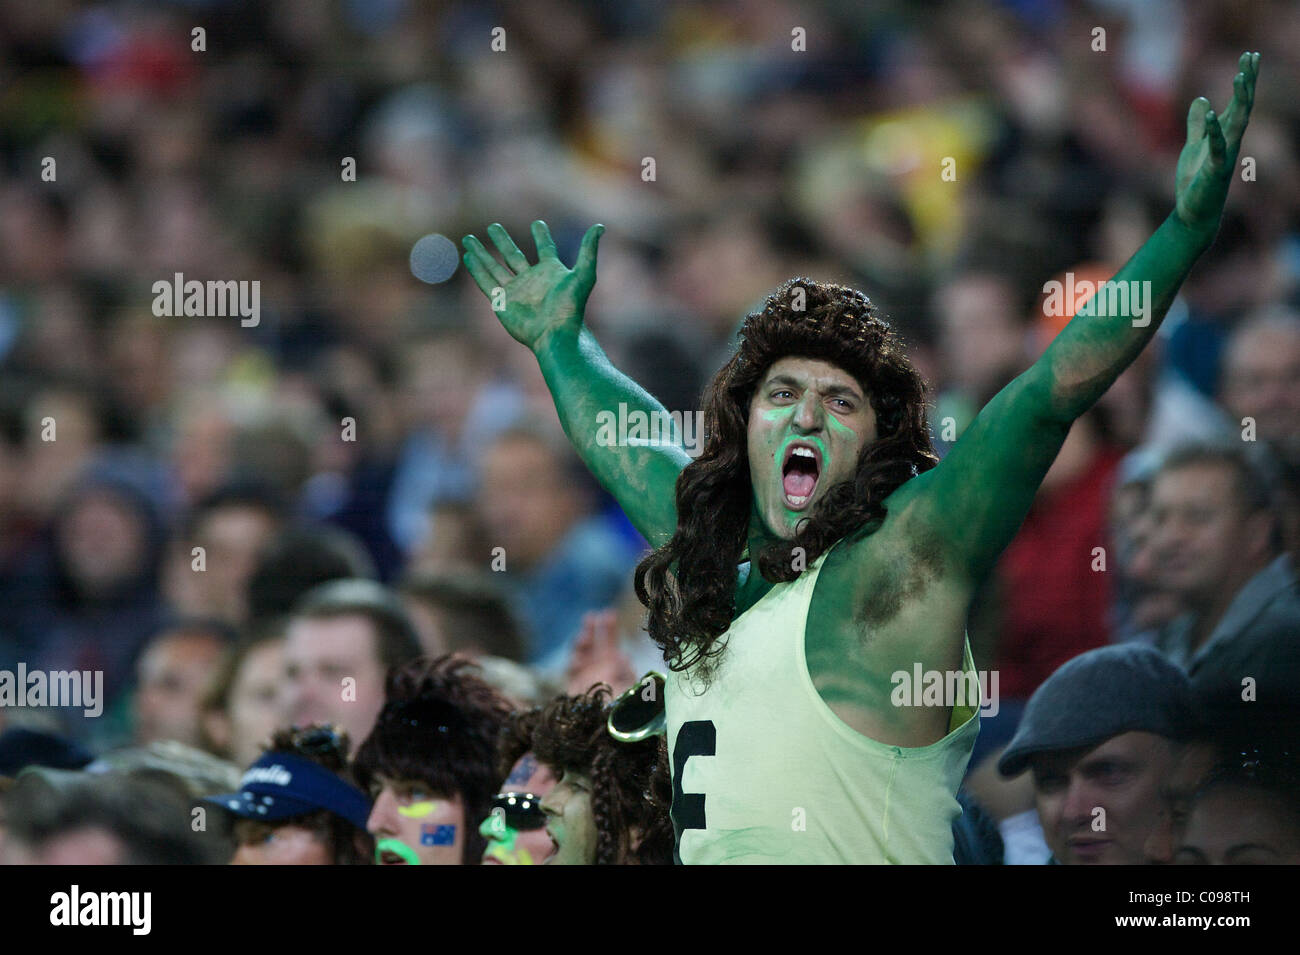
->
<box><xmin>461</xmin><ymin>220</ymin><xmax>604</xmax><ymax>352</ymax></box>
<box><xmin>565</xmin><ymin>609</ymin><xmax>637</xmax><ymax>696</ymax></box>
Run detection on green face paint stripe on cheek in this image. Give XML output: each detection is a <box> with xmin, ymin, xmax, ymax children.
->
<box><xmin>825</xmin><ymin>414</ymin><xmax>856</xmax><ymax>437</ymax></box>
<box><xmin>397</xmin><ymin>800</ymin><xmax>440</xmax><ymax>819</ymax></box>
<box><xmin>376</xmin><ymin>838</ymin><xmax>421</xmax><ymax>865</ymax></box>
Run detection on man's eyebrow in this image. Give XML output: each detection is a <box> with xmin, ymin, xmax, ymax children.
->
<box><xmin>762</xmin><ymin>374</ymin><xmax>863</xmax><ymax>399</ymax></box>
<box><xmin>822</xmin><ymin>382</ymin><xmax>864</xmax><ymax>399</ymax></box>
<box><xmin>1080</xmin><ymin>756</ymin><xmax>1136</xmax><ymax>775</ymax></box>
<box><xmin>763</xmin><ymin>374</ymin><xmax>803</xmax><ymax>389</ymax></box>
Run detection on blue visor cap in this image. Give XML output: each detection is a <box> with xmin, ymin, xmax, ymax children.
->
<box><xmin>206</xmin><ymin>751</ymin><xmax>371</xmax><ymax>829</ymax></box>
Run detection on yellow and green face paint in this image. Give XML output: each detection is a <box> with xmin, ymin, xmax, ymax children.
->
<box><xmin>397</xmin><ymin>800</ymin><xmax>440</xmax><ymax>819</ymax></box>
<box><xmin>478</xmin><ymin>810</ymin><xmax>536</xmax><ymax>865</ymax></box>
<box><xmin>375</xmin><ymin>837</ymin><xmax>421</xmax><ymax>865</ymax></box>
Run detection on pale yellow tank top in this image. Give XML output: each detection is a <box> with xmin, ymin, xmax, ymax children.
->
<box><xmin>666</xmin><ymin>548</ymin><xmax>980</xmax><ymax>864</ymax></box>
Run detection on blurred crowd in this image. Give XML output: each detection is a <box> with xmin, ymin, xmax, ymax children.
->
<box><xmin>1</xmin><ymin>0</ymin><xmax>1299</xmax><ymax>864</ymax></box>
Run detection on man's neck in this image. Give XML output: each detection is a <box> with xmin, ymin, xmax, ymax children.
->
<box><xmin>743</xmin><ymin>513</ymin><xmax>786</xmax><ymax>572</ymax></box>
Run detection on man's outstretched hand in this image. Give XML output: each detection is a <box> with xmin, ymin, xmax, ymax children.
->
<box><xmin>462</xmin><ymin>220</ymin><xmax>603</xmax><ymax>352</ymax></box>
<box><xmin>1175</xmin><ymin>51</ymin><xmax>1259</xmax><ymax>237</ymax></box>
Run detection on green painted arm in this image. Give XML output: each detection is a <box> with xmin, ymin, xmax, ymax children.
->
<box><xmin>902</xmin><ymin>53</ymin><xmax>1259</xmax><ymax>583</ymax></box>
<box><xmin>462</xmin><ymin>221</ymin><xmax>689</xmax><ymax>547</ymax></box>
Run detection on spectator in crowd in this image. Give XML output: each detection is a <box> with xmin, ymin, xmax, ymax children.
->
<box><xmin>1218</xmin><ymin>308</ymin><xmax>1300</xmax><ymax>466</ymax></box>
<box><xmin>1218</xmin><ymin>306</ymin><xmax>1300</xmax><ymax>556</ymax></box>
<box><xmin>1142</xmin><ymin>730</ymin><xmax>1224</xmax><ymax>864</ymax></box>
<box><xmin>406</xmin><ymin>498</ymin><xmax>489</xmax><ymax>576</ymax></box>
<box><xmin>78</xmin><ymin>739</ymin><xmax>242</xmax><ymax>802</ymax></box>
<box><xmin>387</xmin><ymin>329</ymin><xmax>526</xmax><ymax>557</ymax></box>
<box><xmin>281</xmin><ymin>579</ymin><xmax>423</xmax><ymax>754</ymax></box>
<box><xmin>199</xmin><ymin>625</ymin><xmax>288</xmax><ymax>769</ymax></box>
<box><xmin>399</xmin><ymin>570</ymin><xmax>525</xmax><ymax>661</ymax></box>
<box><xmin>8</xmin><ymin>474</ymin><xmax>170</xmax><ymax>724</ymax></box>
<box><xmin>530</xmin><ymin>686</ymin><xmax>673</xmax><ymax>865</ymax></box>
<box><xmin>998</xmin><ymin>644</ymin><xmax>1199</xmax><ymax>865</ymax></box>
<box><xmin>481</xmin><ymin>707</ymin><xmax>558</xmax><ymax>865</ymax></box>
<box><xmin>354</xmin><ymin>656</ymin><xmax>512</xmax><ymax>865</ymax></box>
<box><xmin>0</xmin><ymin>728</ymin><xmax>93</xmax><ymax>779</ymax></box>
<box><xmin>1175</xmin><ymin>751</ymin><xmax>1300</xmax><ymax>865</ymax></box>
<box><xmin>931</xmin><ymin>270</ymin><xmax>1030</xmax><ymax>453</ymax></box>
<box><xmin>1108</xmin><ymin>457</ymin><xmax>1185</xmax><ymax>640</ymax></box>
<box><xmin>207</xmin><ymin>724</ymin><xmax>373</xmax><ymax>865</ymax></box>
<box><xmin>244</xmin><ymin>524</ymin><xmax>377</xmax><ymax>628</ymax></box>
<box><xmin>1146</xmin><ymin>442</ymin><xmax>1300</xmax><ymax>741</ymax></box>
<box><xmin>476</xmin><ymin>424</ymin><xmax>640</xmax><ymax>673</ymax></box>
<box><xmin>162</xmin><ymin>481</ymin><xmax>287</xmax><ymax>628</ymax></box>
<box><xmin>1</xmin><ymin>772</ymin><xmax>217</xmax><ymax>865</ymax></box>
<box><xmin>132</xmin><ymin>618</ymin><xmax>234</xmax><ymax>747</ymax></box>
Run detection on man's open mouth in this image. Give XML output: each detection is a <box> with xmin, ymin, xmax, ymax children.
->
<box><xmin>542</xmin><ymin>826</ymin><xmax>560</xmax><ymax>863</ymax></box>
<box><xmin>781</xmin><ymin>442</ymin><xmax>822</xmax><ymax>510</ymax></box>
<box><xmin>379</xmin><ymin>850</ymin><xmax>408</xmax><ymax>865</ymax></box>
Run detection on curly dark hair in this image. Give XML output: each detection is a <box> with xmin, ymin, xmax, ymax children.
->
<box><xmin>530</xmin><ymin>686</ymin><xmax>673</xmax><ymax>865</ymax></box>
<box><xmin>353</xmin><ymin>655</ymin><xmax>514</xmax><ymax>864</ymax></box>
<box><xmin>496</xmin><ymin>707</ymin><xmax>544</xmax><ymax>783</ymax></box>
<box><xmin>635</xmin><ymin>278</ymin><xmax>937</xmax><ymax>678</ymax></box>
<box><xmin>236</xmin><ymin>723</ymin><xmax>372</xmax><ymax>865</ymax></box>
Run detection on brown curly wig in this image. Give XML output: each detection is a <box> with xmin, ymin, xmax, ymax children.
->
<box><xmin>353</xmin><ymin>655</ymin><xmax>514</xmax><ymax>864</ymax></box>
<box><xmin>530</xmin><ymin>686</ymin><xmax>674</xmax><ymax>865</ymax></box>
<box><xmin>635</xmin><ymin>278</ymin><xmax>938</xmax><ymax>679</ymax></box>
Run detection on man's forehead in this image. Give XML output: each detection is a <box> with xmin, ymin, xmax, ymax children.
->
<box><xmin>377</xmin><ymin>774</ymin><xmax>459</xmax><ymax>799</ymax></box>
<box><xmin>1152</xmin><ymin>463</ymin><xmax>1235</xmax><ymax>503</ymax></box>
<box><xmin>762</xmin><ymin>357</ymin><xmax>864</xmax><ymax>392</ymax></box>
<box><xmin>1226</xmin><ymin>327</ymin><xmax>1300</xmax><ymax>371</ymax></box>
<box><xmin>1033</xmin><ymin>731</ymin><xmax>1168</xmax><ymax>774</ymax></box>
<box><xmin>285</xmin><ymin>615</ymin><xmax>378</xmax><ymax>659</ymax></box>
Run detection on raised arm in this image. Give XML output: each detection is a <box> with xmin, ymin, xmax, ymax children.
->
<box><xmin>900</xmin><ymin>53</ymin><xmax>1259</xmax><ymax>582</ymax></box>
<box><xmin>461</xmin><ymin>221</ymin><xmax>690</xmax><ymax>547</ymax></box>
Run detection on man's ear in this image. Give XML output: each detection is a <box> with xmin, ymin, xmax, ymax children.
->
<box><xmin>1243</xmin><ymin>508</ymin><xmax>1276</xmax><ymax>561</ymax></box>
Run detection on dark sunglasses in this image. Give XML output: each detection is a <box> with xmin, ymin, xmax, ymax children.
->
<box><xmin>607</xmin><ymin>672</ymin><xmax>666</xmax><ymax>743</ymax></box>
<box><xmin>488</xmin><ymin>792</ymin><xmax>547</xmax><ymax>832</ymax></box>
<box><xmin>289</xmin><ymin>724</ymin><xmax>346</xmax><ymax>756</ymax></box>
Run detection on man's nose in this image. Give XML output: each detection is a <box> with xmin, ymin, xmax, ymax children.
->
<box><xmin>1061</xmin><ymin>780</ymin><xmax>1097</xmax><ymax>824</ymax></box>
<box><xmin>479</xmin><ymin>812</ymin><xmax>505</xmax><ymax>842</ymax></box>
<box><xmin>368</xmin><ymin>791</ymin><xmax>398</xmax><ymax>836</ymax></box>
<box><xmin>792</xmin><ymin>394</ymin><xmax>824</xmax><ymax>432</ymax></box>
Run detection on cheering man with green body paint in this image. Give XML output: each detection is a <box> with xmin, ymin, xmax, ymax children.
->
<box><xmin>462</xmin><ymin>55</ymin><xmax>1259</xmax><ymax>864</ymax></box>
